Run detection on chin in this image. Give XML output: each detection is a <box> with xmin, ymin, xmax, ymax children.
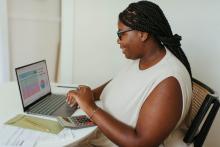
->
<box><xmin>124</xmin><ymin>54</ymin><xmax>136</xmax><ymax>60</ymax></box>
<box><xmin>123</xmin><ymin>53</ymin><xmax>130</xmax><ymax>59</ymax></box>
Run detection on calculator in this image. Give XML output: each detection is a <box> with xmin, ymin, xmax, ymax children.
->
<box><xmin>57</xmin><ymin>115</ymin><xmax>95</xmax><ymax>129</ymax></box>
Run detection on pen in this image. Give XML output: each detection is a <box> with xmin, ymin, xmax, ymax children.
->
<box><xmin>57</xmin><ymin>85</ymin><xmax>78</xmax><ymax>89</ymax></box>
<box><xmin>25</xmin><ymin>118</ymin><xmax>50</xmax><ymax>132</ymax></box>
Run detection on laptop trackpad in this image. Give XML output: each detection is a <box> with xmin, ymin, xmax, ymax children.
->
<box><xmin>53</xmin><ymin>103</ymin><xmax>77</xmax><ymax>117</ymax></box>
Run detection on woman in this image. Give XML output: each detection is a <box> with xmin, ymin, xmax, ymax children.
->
<box><xmin>67</xmin><ymin>1</ymin><xmax>192</xmax><ymax>146</ymax></box>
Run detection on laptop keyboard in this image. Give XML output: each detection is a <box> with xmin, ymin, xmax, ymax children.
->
<box><xmin>28</xmin><ymin>94</ymin><xmax>66</xmax><ymax>115</ymax></box>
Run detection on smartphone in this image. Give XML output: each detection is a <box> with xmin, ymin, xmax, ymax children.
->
<box><xmin>57</xmin><ymin>115</ymin><xmax>95</xmax><ymax>129</ymax></box>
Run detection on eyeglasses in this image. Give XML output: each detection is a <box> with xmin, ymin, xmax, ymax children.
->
<box><xmin>117</xmin><ymin>28</ymin><xmax>133</xmax><ymax>40</ymax></box>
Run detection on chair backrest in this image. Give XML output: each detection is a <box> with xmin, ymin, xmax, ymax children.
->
<box><xmin>183</xmin><ymin>78</ymin><xmax>220</xmax><ymax>147</ymax></box>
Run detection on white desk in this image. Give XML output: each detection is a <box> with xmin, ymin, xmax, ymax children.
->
<box><xmin>0</xmin><ymin>82</ymin><xmax>97</xmax><ymax>147</ymax></box>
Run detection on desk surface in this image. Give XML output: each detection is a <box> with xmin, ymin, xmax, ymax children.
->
<box><xmin>0</xmin><ymin>81</ymin><xmax>97</xmax><ymax>146</ymax></box>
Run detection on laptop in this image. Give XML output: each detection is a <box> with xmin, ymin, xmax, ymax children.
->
<box><xmin>15</xmin><ymin>60</ymin><xmax>77</xmax><ymax>117</ymax></box>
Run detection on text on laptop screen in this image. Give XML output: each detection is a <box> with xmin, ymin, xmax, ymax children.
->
<box><xmin>16</xmin><ymin>61</ymin><xmax>51</xmax><ymax>107</ymax></box>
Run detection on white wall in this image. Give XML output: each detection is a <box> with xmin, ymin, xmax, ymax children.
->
<box><xmin>61</xmin><ymin>0</ymin><xmax>220</xmax><ymax>146</ymax></box>
<box><xmin>61</xmin><ymin>0</ymin><xmax>137</xmax><ymax>87</ymax></box>
<box><xmin>8</xmin><ymin>0</ymin><xmax>61</xmax><ymax>82</ymax></box>
<box><xmin>0</xmin><ymin>0</ymin><xmax>10</xmax><ymax>85</ymax></box>
<box><xmin>59</xmin><ymin>0</ymin><xmax>74</xmax><ymax>84</ymax></box>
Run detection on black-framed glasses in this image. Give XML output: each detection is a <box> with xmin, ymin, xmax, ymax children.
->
<box><xmin>117</xmin><ymin>28</ymin><xmax>133</xmax><ymax>40</ymax></box>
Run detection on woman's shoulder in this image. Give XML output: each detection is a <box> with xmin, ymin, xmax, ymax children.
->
<box><xmin>160</xmin><ymin>49</ymin><xmax>190</xmax><ymax>76</ymax></box>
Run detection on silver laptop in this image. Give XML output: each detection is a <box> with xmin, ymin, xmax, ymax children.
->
<box><xmin>15</xmin><ymin>60</ymin><xmax>77</xmax><ymax>117</ymax></box>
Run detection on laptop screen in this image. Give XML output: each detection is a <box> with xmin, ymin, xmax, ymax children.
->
<box><xmin>16</xmin><ymin>60</ymin><xmax>51</xmax><ymax>107</ymax></box>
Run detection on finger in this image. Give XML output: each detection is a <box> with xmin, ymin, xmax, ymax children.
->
<box><xmin>66</xmin><ymin>91</ymin><xmax>77</xmax><ymax>104</ymax></box>
<box><xmin>67</xmin><ymin>92</ymin><xmax>73</xmax><ymax>104</ymax></box>
<box><xmin>69</xmin><ymin>92</ymin><xmax>79</xmax><ymax>105</ymax></box>
<box><xmin>69</xmin><ymin>95</ymin><xmax>75</xmax><ymax>105</ymax></box>
<box><xmin>70</xmin><ymin>102</ymin><xmax>78</xmax><ymax>107</ymax></box>
<box><xmin>78</xmin><ymin>85</ymin><xmax>91</xmax><ymax>92</ymax></box>
<box><xmin>66</xmin><ymin>92</ymin><xmax>70</xmax><ymax>103</ymax></box>
<box><xmin>78</xmin><ymin>85</ymin><xmax>90</xmax><ymax>89</ymax></box>
<box><xmin>67</xmin><ymin>95</ymin><xmax>72</xmax><ymax>104</ymax></box>
<box><xmin>66</xmin><ymin>92</ymin><xmax>71</xmax><ymax>104</ymax></box>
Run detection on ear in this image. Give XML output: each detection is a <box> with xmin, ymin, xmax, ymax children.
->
<box><xmin>138</xmin><ymin>32</ymin><xmax>149</xmax><ymax>42</ymax></box>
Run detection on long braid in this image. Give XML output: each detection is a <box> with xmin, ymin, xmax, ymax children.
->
<box><xmin>119</xmin><ymin>0</ymin><xmax>192</xmax><ymax>78</ymax></box>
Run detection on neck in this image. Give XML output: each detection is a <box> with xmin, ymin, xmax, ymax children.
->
<box><xmin>139</xmin><ymin>40</ymin><xmax>166</xmax><ymax>70</ymax></box>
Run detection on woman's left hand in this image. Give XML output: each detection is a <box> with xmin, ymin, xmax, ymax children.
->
<box><xmin>68</xmin><ymin>85</ymin><xmax>97</xmax><ymax>113</ymax></box>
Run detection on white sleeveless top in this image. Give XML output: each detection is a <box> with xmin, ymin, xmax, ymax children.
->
<box><xmin>92</xmin><ymin>49</ymin><xmax>192</xmax><ymax>147</ymax></box>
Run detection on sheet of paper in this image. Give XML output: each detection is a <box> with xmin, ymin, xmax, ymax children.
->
<box><xmin>36</xmin><ymin>128</ymin><xmax>76</xmax><ymax>146</ymax></box>
<box><xmin>0</xmin><ymin>125</ymin><xmax>38</xmax><ymax>147</ymax></box>
<box><xmin>0</xmin><ymin>124</ymin><xmax>75</xmax><ymax>147</ymax></box>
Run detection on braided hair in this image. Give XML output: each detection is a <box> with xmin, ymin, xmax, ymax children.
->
<box><xmin>119</xmin><ymin>0</ymin><xmax>192</xmax><ymax>78</ymax></box>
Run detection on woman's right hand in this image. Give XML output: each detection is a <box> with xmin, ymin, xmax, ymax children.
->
<box><xmin>66</xmin><ymin>89</ymin><xmax>78</xmax><ymax>107</ymax></box>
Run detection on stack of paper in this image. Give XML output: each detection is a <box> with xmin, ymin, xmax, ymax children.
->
<box><xmin>0</xmin><ymin>114</ymin><xmax>76</xmax><ymax>147</ymax></box>
<box><xmin>0</xmin><ymin>124</ymin><xmax>75</xmax><ymax>147</ymax></box>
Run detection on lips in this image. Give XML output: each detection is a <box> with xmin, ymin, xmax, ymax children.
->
<box><xmin>121</xmin><ymin>48</ymin><xmax>126</xmax><ymax>53</ymax></box>
<box><xmin>120</xmin><ymin>45</ymin><xmax>127</xmax><ymax>54</ymax></box>
<box><xmin>120</xmin><ymin>45</ymin><xmax>125</xmax><ymax>51</ymax></box>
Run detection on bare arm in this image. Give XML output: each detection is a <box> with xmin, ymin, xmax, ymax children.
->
<box><xmin>87</xmin><ymin>77</ymin><xmax>183</xmax><ymax>147</ymax></box>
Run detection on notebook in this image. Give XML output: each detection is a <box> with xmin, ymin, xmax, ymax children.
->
<box><xmin>5</xmin><ymin>114</ymin><xmax>64</xmax><ymax>134</ymax></box>
<box><xmin>15</xmin><ymin>60</ymin><xmax>77</xmax><ymax>117</ymax></box>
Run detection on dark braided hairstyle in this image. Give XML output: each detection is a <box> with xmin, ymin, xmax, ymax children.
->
<box><xmin>119</xmin><ymin>0</ymin><xmax>192</xmax><ymax>78</ymax></box>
